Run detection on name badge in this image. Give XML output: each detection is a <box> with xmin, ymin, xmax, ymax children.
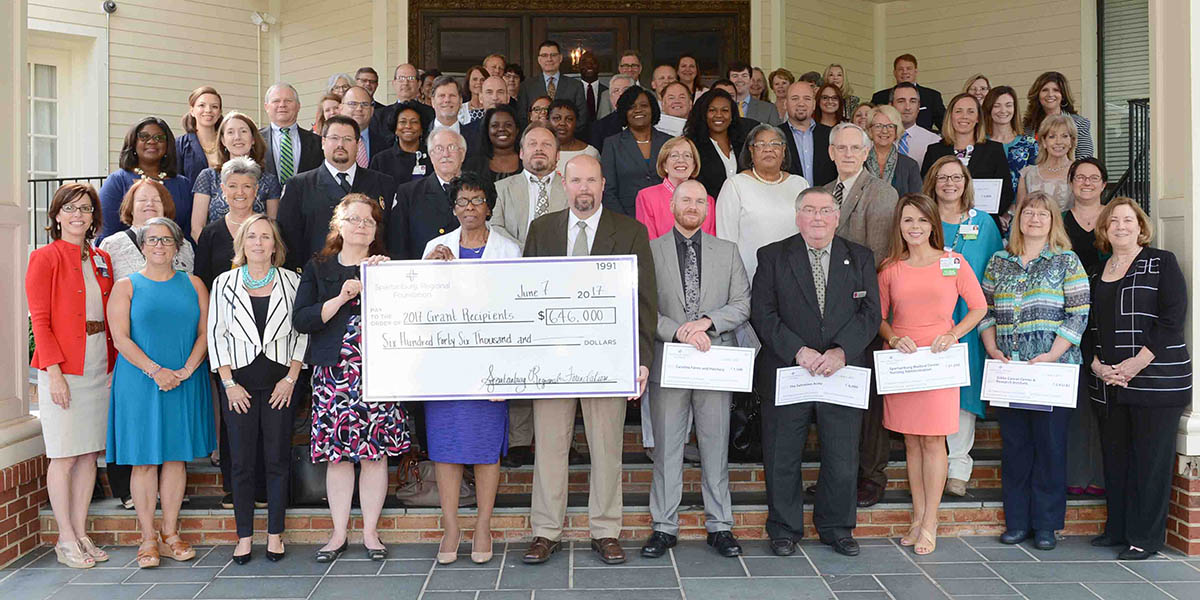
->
<box><xmin>92</xmin><ymin>254</ymin><xmax>110</xmax><ymax>278</ymax></box>
<box><xmin>852</xmin><ymin>290</ymin><xmax>867</xmax><ymax>299</ymax></box>
<box><xmin>940</xmin><ymin>257</ymin><xmax>961</xmax><ymax>276</ymax></box>
<box><xmin>960</xmin><ymin>224</ymin><xmax>979</xmax><ymax>240</ymax></box>
<box><xmin>412</xmin><ymin>164</ymin><xmax>426</xmax><ymax>176</ymax></box>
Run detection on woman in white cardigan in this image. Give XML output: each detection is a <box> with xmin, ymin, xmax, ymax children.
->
<box><xmin>206</xmin><ymin>214</ymin><xmax>308</xmax><ymax>565</ymax></box>
<box><xmin>422</xmin><ymin>173</ymin><xmax>522</xmax><ymax>261</ymax></box>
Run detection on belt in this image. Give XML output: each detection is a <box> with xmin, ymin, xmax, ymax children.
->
<box><xmin>85</xmin><ymin>320</ymin><xmax>105</xmax><ymax>336</ymax></box>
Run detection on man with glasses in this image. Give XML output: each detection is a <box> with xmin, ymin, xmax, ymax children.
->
<box><xmin>277</xmin><ymin>115</ymin><xmax>397</xmax><ymax>270</ymax></box>
<box><xmin>354</xmin><ymin>67</ymin><xmax>385</xmax><ymax>110</ymax></box>
<box><xmin>371</xmin><ymin>64</ymin><xmax>434</xmax><ymax>147</ymax></box>
<box><xmin>340</xmin><ymin>86</ymin><xmax>390</xmax><ymax>166</ymax></box>
<box><xmin>386</xmin><ymin>128</ymin><xmax>469</xmax><ymax>260</ymax></box>
<box><xmin>517</xmin><ymin>40</ymin><xmax>588</xmax><ymax>135</ymax></box>
<box><xmin>778</xmin><ymin>81</ymin><xmax>836</xmax><ymax>186</ymax></box>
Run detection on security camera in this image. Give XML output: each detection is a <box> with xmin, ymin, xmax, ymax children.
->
<box><xmin>102</xmin><ymin>1</ymin><xmax>117</xmax><ymax>14</ymax></box>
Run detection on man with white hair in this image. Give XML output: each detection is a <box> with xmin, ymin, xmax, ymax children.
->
<box><xmin>588</xmin><ymin>73</ymin><xmax>636</xmax><ymax>147</ymax></box>
<box><xmin>261</xmin><ymin>82</ymin><xmax>324</xmax><ymax>183</ymax></box>
<box><xmin>386</xmin><ymin>127</ymin><xmax>468</xmax><ymax>259</ymax></box>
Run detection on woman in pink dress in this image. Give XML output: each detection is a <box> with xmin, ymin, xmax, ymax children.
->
<box><xmin>877</xmin><ymin>193</ymin><xmax>986</xmax><ymax>555</ymax></box>
<box><xmin>634</xmin><ymin>136</ymin><xmax>716</xmax><ymax>239</ymax></box>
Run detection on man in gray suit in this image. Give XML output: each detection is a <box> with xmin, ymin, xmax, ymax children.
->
<box><xmin>640</xmin><ymin>179</ymin><xmax>751</xmax><ymax>560</ymax></box>
<box><xmin>728</xmin><ymin>62</ymin><xmax>783</xmax><ymax>126</ymax></box>
<box><xmin>516</xmin><ymin>40</ymin><xmax>589</xmax><ymax>135</ymax></box>
<box><xmin>597</xmin><ymin>73</ymin><xmax>635</xmax><ymax>120</ymax></box>
<box><xmin>821</xmin><ymin>122</ymin><xmax>898</xmax><ymax>509</ymax></box>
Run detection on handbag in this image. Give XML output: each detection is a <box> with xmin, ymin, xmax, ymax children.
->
<box><xmin>728</xmin><ymin>390</ymin><xmax>763</xmax><ymax>463</ymax></box>
<box><xmin>394</xmin><ymin>455</ymin><xmax>477</xmax><ymax>507</ymax></box>
<box><xmin>290</xmin><ymin>445</ymin><xmax>332</xmax><ymax>506</ymax></box>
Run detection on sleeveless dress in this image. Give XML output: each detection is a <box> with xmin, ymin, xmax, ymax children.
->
<box><xmin>107</xmin><ymin>272</ymin><xmax>215</xmax><ymax>465</ymax></box>
<box><xmin>942</xmin><ymin>212</ymin><xmax>1005</xmax><ymax>418</ymax></box>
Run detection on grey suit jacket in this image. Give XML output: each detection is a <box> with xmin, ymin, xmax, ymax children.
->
<box><xmin>516</xmin><ymin>73</ymin><xmax>589</xmax><ymax>134</ymax></box>
<box><xmin>823</xmin><ymin>171</ymin><xmax>898</xmax><ymax>267</ymax></box>
<box><xmin>744</xmin><ymin>97</ymin><xmax>784</xmax><ymax>126</ymax></box>
<box><xmin>649</xmin><ymin>230</ymin><xmax>751</xmax><ymax>383</ymax></box>
<box><xmin>598</xmin><ymin>89</ymin><xmax>613</xmax><ymax>119</ymax></box>
<box><xmin>491</xmin><ymin>171</ymin><xmax>568</xmax><ymax>247</ymax></box>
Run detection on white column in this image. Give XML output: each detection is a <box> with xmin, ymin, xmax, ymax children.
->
<box><xmin>396</xmin><ymin>0</ymin><xmax>409</xmax><ymax>65</ymax></box>
<box><xmin>373</xmin><ymin>0</ymin><xmax>388</xmax><ymax>100</ymax></box>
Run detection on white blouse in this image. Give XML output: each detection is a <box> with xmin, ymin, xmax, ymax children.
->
<box><xmin>715</xmin><ymin>172</ymin><xmax>810</xmax><ymax>282</ymax></box>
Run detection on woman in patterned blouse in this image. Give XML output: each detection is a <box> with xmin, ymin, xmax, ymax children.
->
<box><xmin>978</xmin><ymin>190</ymin><xmax>1090</xmax><ymax>552</ymax></box>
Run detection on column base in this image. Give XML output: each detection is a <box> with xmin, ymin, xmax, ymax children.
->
<box><xmin>0</xmin><ymin>454</ymin><xmax>48</xmax><ymax>568</ymax></box>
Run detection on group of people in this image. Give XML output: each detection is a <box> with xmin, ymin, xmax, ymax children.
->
<box><xmin>25</xmin><ymin>42</ymin><xmax>1188</xmax><ymax>573</ymax></box>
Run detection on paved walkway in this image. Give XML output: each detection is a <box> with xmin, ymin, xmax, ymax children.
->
<box><xmin>2</xmin><ymin>536</ymin><xmax>1199</xmax><ymax>599</ymax></box>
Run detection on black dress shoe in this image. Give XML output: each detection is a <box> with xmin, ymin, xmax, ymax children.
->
<box><xmin>502</xmin><ymin>446</ymin><xmax>534</xmax><ymax>468</ymax></box>
<box><xmin>769</xmin><ymin>538</ymin><xmax>797</xmax><ymax>556</ymax></box>
<box><xmin>640</xmin><ymin>531</ymin><xmax>677</xmax><ymax>558</ymax></box>
<box><xmin>707</xmin><ymin>531</ymin><xmax>743</xmax><ymax>557</ymax></box>
<box><xmin>220</xmin><ymin>493</ymin><xmax>234</xmax><ymax>509</ymax></box>
<box><xmin>856</xmin><ymin>480</ymin><xmax>883</xmax><ymax>508</ymax></box>
<box><xmin>1091</xmin><ymin>534</ymin><xmax>1125</xmax><ymax>547</ymax></box>
<box><xmin>314</xmin><ymin>541</ymin><xmax>347</xmax><ymax>563</ymax></box>
<box><xmin>232</xmin><ymin>551</ymin><xmax>252</xmax><ymax>565</ymax></box>
<box><xmin>266</xmin><ymin>548</ymin><xmax>285</xmax><ymax>562</ymax></box>
<box><xmin>1032</xmin><ymin>530</ymin><xmax>1056</xmax><ymax>551</ymax></box>
<box><xmin>827</xmin><ymin>537</ymin><xmax>860</xmax><ymax>557</ymax></box>
<box><xmin>1118</xmin><ymin>546</ymin><xmax>1154</xmax><ymax>560</ymax></box>
<box><xmin>568</xmin><ymin>447</ymin><xmax>588</xmax><ymax>465</ymax></box>
<box><xmin>999</xmin><ymin>529</ymin><xmax>1030</xmax><ymax>545</ymax></box>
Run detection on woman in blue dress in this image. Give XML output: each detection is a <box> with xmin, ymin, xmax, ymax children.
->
<box><xmin>107</xmin><ymin>217</ymin><xmax>215</xmax><ymax>569</ymax></box>
<box><xmin>421</xmin><ymin>172</ymin><xmax>520</xmax><ymax>565</ymax></box>
<box><xmin>923</xmin><ymin>156</ymin><xmax>1004</xmax><ymax>497</ymax></box>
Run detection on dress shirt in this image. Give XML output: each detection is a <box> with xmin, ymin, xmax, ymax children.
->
<box><xmin>525</xmin><ymin>170</ymin><xmax>555</xmax><ymax>227</ymax></box>
<box><xmin>710</xmin><ymin>138</ymin><xmax>738</xmax><ymax>177</ymax></box>
<box><xmin>901</xmin><ymin>124</ymin><xmax>941</xmax><ymax>168</ymax></box>
<box><xmin>788</xmin><ymin>119</ymin><xmax>816</xmax><ymax>182</ymax></box>
<box><xmin>673</xmin><ymin>227</ymin><xmax>703</xmax><ymax>287</ymax></box>
<box><xmin>325</xmin><ymin>160</ymin><xmax>357</xmax><ymax>187</ymax></box>
<box><xmin>359</xmin><ymin>130</ymin><xmax>372</xmax><ymax>159</ymax></box>
<box><xmin>544</xmin><ymin>72</ymin><xmax>560</xmax><ymax>91</ymax></box>
<box><xmin>582</xmin><ymin>80</ymin><xmax>602</xmax><ymax>114</ymax></box>
<box><xmin>432</xmin><ymin>119</ymin><xmax>462</xmax><ymax>135</ymax></box>
<box><xmin>566</xmin><ymin>206</ymin><xmax>603</xmax><ymax>254</ymax></box>
<box><xmin>271</xmin><ymin>123</ymin><xmax>302</xmax><ymax>177</ymax></box>
<box><xmin>804</xmin><ymin>240</ymin><xmax>832</xmax><ymax>286</ymax></box>
<box><xmin>738</xmin><ymin>95</ymin><xmax>750</xmax><ymax>116</ymax></box>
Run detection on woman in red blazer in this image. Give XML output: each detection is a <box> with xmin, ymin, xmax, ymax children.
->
<box><xmin>26</xmin><ymin>183</ymin><xmax>116</xmax><ymax>569</ymax></box>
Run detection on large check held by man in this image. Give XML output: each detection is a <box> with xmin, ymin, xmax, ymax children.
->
<box><xmin>360</xmin><ymin>256</ymin><xmax>640</xmax><ymax>401</ymax></box>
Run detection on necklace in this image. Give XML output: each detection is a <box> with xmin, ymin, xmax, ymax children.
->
<box><xmin>226</xmin><ymin>214</ymin><xmax>247</xmax><ymax>228</ymax></box>
<box><xmin>133</xmin><ymin>167</ymin><xmax>166</xmax><ymax>182</ymax></box>
<box><xmin>241</xmin><ymin>265</ymin><xmax>276</xmax><ymax>289</ymax></box>
<box><xmin>1044</xmin><ymin>162</ymin><xmax>1067</xmax><ymax>173</ymax></box>
<box><xmin>751</xmin><ymin>167</ymin><xmax>784</xmax><ymax>184</ymax></box>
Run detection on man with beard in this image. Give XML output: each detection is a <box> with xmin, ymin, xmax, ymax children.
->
<box><xmin>521</xmin><ymin>155</ymin><xmax>657</xmax><ymax>566</ymax></box>
<box><xmin>277</xmin><ymin>114</ymin><xmax>397</xmax><ymax>269</ymax></box>
<box><xmin>778</xmin><ymin>81</ymin><xmax>836</xmax><ymax>186</ymax></box>
<box><xmin>656</xmin><ymin>81</ymin><xmax>692</xmax><ymax>137</ymax></box>
<box><xmin>386</xmin><ymin>127</ymin><xmax>468</xmax><ymax>260</ymax></box>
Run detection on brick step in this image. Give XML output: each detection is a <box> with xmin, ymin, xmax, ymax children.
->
<box><xmin>40</xmin><ymin>492</ymin><xmax>1106</xmax><ymax>546</ymax></box>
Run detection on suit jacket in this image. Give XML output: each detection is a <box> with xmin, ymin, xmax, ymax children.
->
<box><xmin>523</xmin><ymin>208</ymin><xmax>658</xmax><ymax>369</ymax></box>
<box><xmin>823</xmin><ymin>171</ymin><xmax>898</xmax><ymax>267</ymax></box>
<box><xmin>600</xmin><ymin>128</ymin><xmax>671</xmax><ymax>217</ymax></box>
<box><xmin>368</xmin><ymin>145</ymin><xmax>433</xmax><ymax>188</ymax></box>
<box><xmin>386</xmin><ymin>175</ymin><xmax>459</xmax><ymax>260</ymax></box>
<box><xmin>491</xmin><ymin>171</ymin><xmax>569</xmax><ymax>246</ymax></box>
<box><xmin>743</xmin><ymin>97</ymin><xmax>784</xmax><ymax>126</ymax></box>
<box><xmin>585</xmin><ymin>112</ymin><xmax>623</xmax><ymax>149</ymax></box>
<box><xmin>648</xmin><ymin>230</ymin><xmax>751</xmax><ymax>383</ymax></box>
<box><xmin>206</xmin><ymin>267</ymin><xmax>308</xmax><ymax>371</ymax></box>
<box><xmin>292</xmin><ymin>254</ymin><xmax>360</xmax><ymax>366</ymax></box>
<box><xmin>586</xmin><ymin>81</ymin><xmax>609</xmax><ymax>121</ymax></box>
<box><xmin>176</xmin><ymin>132</ymin><xmax>210</xmax><ymax>187</ymax></box>
<box><xmin>778</xmin><ymin>121</ymin><xmax>836</xmax><ymax>186</ymax></box>
<box><xmin>920</xmin><ymin>140</ymin><xmax>1014</xmax><ymax>217</ymax></box>
<box><xmin>871</xmin><ymin>84</ymin><xmax>946</xmax><ymax>132</ymax></box>
<box><xmin>276</xmin><ymin>165</ymin><xmax>397</xmax><ymax>270</ymax></box>
<box><xmin>516</xmin><ymin>73</ymin><xmax>589</xmax><ymax>134</ymax></box>
<box><xmin>889</xmin><ymin>152</ymin><xmax>924</xmax><ymax>197</ymax></box>
<box><xmin>260</xmin><ymin>125</ymin><xmax>323</xmax><ymax>182</ymax></box>
<box><xmin>26</xmin><ymin>240</ymin><xmax>117</xmax><ymax>374</ymax></box>
<box><xmin>750</xmin><ymin>234</ymin><xmax>881</xmax><ymax>374</ymax></box>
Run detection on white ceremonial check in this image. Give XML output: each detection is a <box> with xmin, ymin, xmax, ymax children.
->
<box><xmin>873</xmin><ymin>343</ymin><xmax>970</xmax><ymax>395</ymax></box>
<box><xmin>972</xmin><ymin>178</ymin><xmax>1003</xmax><ymax>214</ymax></box>
<box><xmin>659</xmin><ymin>343</ymin><xmax>755</xmax><ymax>393</ymax></box>
<box><xmin>360</xmin><ymin>256</ymin><xmax>640</xmax><ymax>401</ymax></box>
<box><xmin>775</xmin><ymin>365</ymin><xmax>871</xmax><ymax>409</ymax></box>
<box><xmin>981</xmin><ymin>360</ymin><xmax>1079</xmax><ymax>409</ymax></box>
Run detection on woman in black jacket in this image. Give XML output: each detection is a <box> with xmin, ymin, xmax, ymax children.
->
<box><xmin>1087</xmin><ymin>197</ymin><xmax>1192</xmax><ymax>560</ymax></box>
<box><xmin>921</xmin><ymin>93</ymin><xmax>1014</xmax><ymax>221</ymax></box>
<box><xmin>368</xmin><ymin>100</ymin><xmax>433</xmax><ymax>187</ymax></box>
<box><xmin>685</xmin><ymin>88</ymin><xmax>750</xmax><ymax>200</ymax></box>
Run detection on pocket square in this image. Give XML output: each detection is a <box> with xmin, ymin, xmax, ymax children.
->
<box><xmin>852</xmin><ymin>291</ymin><xmax>867</xmax><ymax>299</ymax></box>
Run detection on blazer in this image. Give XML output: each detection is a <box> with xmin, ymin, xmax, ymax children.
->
<box><xmin>276</xmin><ymin>164</ymin><xmax>397</xmax><ymax>270</ymax></box>
<box><xmin>585</xmin><ymin>112</ymin><xmax>623</xmax><ymax>149</ymax></box>
<box><xmin>648</xmin><ymin>230</ymin><xmax>751</xmax><ymax>383</ymax></box>
<box><xmin>259</xmin><ymin>124</ymin><xmax>323</xmax><ymax>182</ymax></box>
<box><xmin>207</xmin><ymin>267</ymin><xmax>308</xmax><ymax>372</ymax></box>
<box><xmin>386</xmin><ymin>175</ymin><xmax>459</xmax><ymax>260</ymax></box>
<box><xmin>600</xmin><ymin>128</ymin><xmax>671</xmax><ymax>216</ymax></box>
<box><xmin>890</xmin><ymin>153</ymin><xmax>924</xmax><ymax>197</ymax></box>
<box><xmin>292</xmin><ymin>255</ymin><xmax>360</xmax><ymax>366</ymax></box>
<box><xmin>27</xmin><ymin>240</ymin><xmax>117</xmax><ymax>374</ymax></box>
<box><xmin>921</xmin><ymin>140</ymin><xmax>1014</xmax><ymax>218</ymax></box>
<box><xmin>778</xmin><ymin>121</ymin><xmax>836</xmax><ymax>187</ymax></box>
<box><xmin>516</xmin><ymin>73</ymin><xmax>589</xmax><ymax>134</ymax></box>
<box><xmin>871</xmin><ymin>84</ymin><xmax>946</xmax><ymax>132</ymax></box>
<box><xmin>491</xmin><ymin>171</ymin><xmax>569</xmax><ymax>246</ymax></box>
<box><xmin>523</xmin><ymin>208</ymin><xmax>658</xmax><ymax>368</ymax></box>
<box><xmin>823</xmin><ymin>170</ymin><xmax>899</xmax><ymax>268</ymax></box>
<box><xmin>743</xmin><ymin>97</ymin><xmax>784</xmax><ymax>126</ymax></box>
<box><xmin>692</xmin><ymin>126</ymin><xmax>749</xmax><ymax>201</ymax></box>
<box><xmin>176</xmin><ymin>132</ymin><xmax>211</xmax><ymax>189</ymax></box>
<box><xmin>1088</xmin><ymin>247</ymin><xmax>1192</xmax><ymax>408</ymax></box>
<box><xmin>750</xmin><ymin>234</ymin><xmax>882</xmax><ymax>373</ymax></box>
<box><xmin>368</xmin><ymin>144</ymin><xmax>433</xmax><ymax>188</ymax></box>
<box><xmin>591</xmin><ymin>81</ymin><xmax>611</xmax><ymax>119</ymax></box>
<box><xmin>421</xmin><ymin>225</ymin><xmax>523</xmax><ymax>259</ymax></box>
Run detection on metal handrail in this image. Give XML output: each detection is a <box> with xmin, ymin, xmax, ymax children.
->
<box><xmin>27</xmin><ymin>176</ymin><xmax>108</xmax><ymax>249</ymax></box>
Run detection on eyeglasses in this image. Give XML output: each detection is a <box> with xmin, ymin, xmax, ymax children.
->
<box><xmin>799</xmin><ymin>207</ymin><xmax>837</xmax><ymax>216</ymax></box>
<box><xmin>530</xmin><ymin>107</ymin><xmax>549</xmax><ymax>115</ymax></box>
<box><xmin>137</xmin><ymin>132</ymin><xmax>167</xmax><ymax>143</ymax></box>
<box><xmin>870</xmin><ymin>124</ymin><xmax>897</xmax><ymax>131</ymax></box>
<box><xmin>1073</xmin><ymin>174</ymin><xmax>1104</xmax><ymax>184</ymax></box>
<box><xmin>666</xmin><ymin>152</ymin><xmax>694</xmax><ymax>161</ymax></box>
<box><xmin>538</xmin><ymin>52</ymin><xmax>561</xmax><ymax>59</ymax></box>
<box><xmin>751</xmin><ymin>141</ymin><xmax>786</xmax><ymax>149</ymax></box>
<box><xmin>356</xmin><ymin>77</ymin><xmax>377</xmax><ymax>85</ymax></box>
<box><xmin>60</xmin><ymin>204</ymin><xmax>95</xmax><ymax>214</ymax></box>
<box><xmin>394</xmin><ymin>75</ymin><xmax>417</xmax><ymax>82</ymax></box>
<box><xmin>144</xmin><ymin>235</ymin><xmax>174</xmax><ymax>247</ymax></box>
<box><xmin>619</xmin><ymin>63</ymin><xmax>639</xmax><ymax>69</ymax></box>
<box><xmin>1020</xmin><ymin>209</ymin><xmax>1052</xmax><ymax>220</ymax></box>
<box><xmin>341</xmin><ymin>216</ymin><xmax>376</xmax><ymax>228</ymax></box>
<box><xmin>430</xmin><ymin>144</ymin><xmax>464</xmax><ymax>155</ymax></box>
<box><xmin>332</xmin><ymin>85</ymin><xmax>351</xmax><ymax>93</ymax></box>
<box><xmin>343</xmin><ymin>101</ymin><xmax>372</xmax><ymax>109</ymax></box>
<box><xmin>454</xmin><ymin>197</ymin><xmax>488</xmax><ymax>207</ymax></box>
<box><xmin>324</xmin><ymin>135</ymin><xmax>357</xmax><ymax>144</ymax></box>
<box><xmin>831</xmin><ymin>144</ymin><xmax>865</xmax><ymax>154</ymax></box>
<box><xmin>935</xmin><ymin>174</ymin><xmax>966</xmax><ymax>183</ymax></box>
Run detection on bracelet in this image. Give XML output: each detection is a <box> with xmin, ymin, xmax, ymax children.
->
<box><xmin>221</xmin><ymin>379</ymin><xmax>237</xmax><ymax>389</ymax></box>
<box><xmin>283</xmin><ymin>375</ymin><xmax>296</xmax><ymax>385</ymax></box>
<box><xmin>144</xmin><ymin>364</ymin><xmax>161</xmax><ymax>378</ymax></box>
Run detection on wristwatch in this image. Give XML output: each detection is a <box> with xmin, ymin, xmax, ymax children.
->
<box><xmin>284</xmin><ymin>375</ymin><xmax>296</xmax><ymax>385</ymax></box>
<box><xmin>221</xmin><ymin>379</ymin><xmax>237</xmax><ymax>389</ymax></box>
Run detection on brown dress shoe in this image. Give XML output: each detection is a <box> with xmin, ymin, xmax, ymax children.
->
<box><xmin>857</xmin><ymin>480</ymin><xmax>883</xmax><ymax>508</ymax></box>
<box><xmin>591</xmin><ymin>537</ymin><xmax>627</xmax><ymax>564</ymax></box>
<box><xmin>522</xmin><ymin>537</ymin><xmax>560</xmax><ymax>564</ymax></box>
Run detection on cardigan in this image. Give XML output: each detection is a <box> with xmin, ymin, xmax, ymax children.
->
<box><xmin>207</xmin><ymin>267</ymin><xmax>308</xmax><ymax>372</ymax></box>
<box><xmin>26</xmin><ymin>240</ymin><xmax>117</xmax><ymax>374</ymax></box>
<box><xmin>1087</xmin><ymin>247</ymin><xmax>1192</xmax><ymax>407</ymax></box>
<box><xmin>292</xmin><ymin>255</ymin><xmax>363</xmax><ymax>366</ymax></box>
<box><xmin>634</xmin><ymin>179</ymin><xmax>716</xmax><ymax>239</ymax></box>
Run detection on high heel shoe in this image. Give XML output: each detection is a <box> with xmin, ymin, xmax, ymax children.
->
<box><xmin>77</xmin><ymin>536</ymin><xmax>108</xmax><ymax>563</ymax></box>
<box><xmin>266</xmin><ymin>535</ymin><xmax>286</xmax><ymax>561</ymax></box>
<box><xmin>232</xmin><ymin>551</ymin><xmax>252</xmax><ymax>565</ymax></box>
<box><xmin>55</xmin><ymin>540</ymin><xmax>95</xmax><ymax>569</ymax></box>
<box><xmin>471</xmin><ymin>531</ymin><xmax>493</xmax><ymax>564</ymax></box>
<box><xmin>437</xmin><ymin>532</ymin><xmax>461</xmax><ymax>565</ymax></box>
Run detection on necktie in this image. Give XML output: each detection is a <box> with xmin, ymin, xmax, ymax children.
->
<box><xmin>547</xmin><ymin>76</ymin><xmax>557</xmax><ymax>100</ymax></box>
<box><xmin>442</xmin><ymin>182</ymin><xmax>451</xmax><ymax>196</ymax></box>
<box><xmin>834</xmin><ymin>182</ymin><xmax>845</xmax><ymax>206</ymax></box>
<box><xmin>279</xmin><ymin>127</ymin><xmax>295</xmax><ymax>183</ymax></box>
<box><xmin>532</xmin><ymin>176</ymin><xmax>550</xmax><ymax>219</ymax></box>
<box><xmin>586</xmin><ymin>83</ymin><xmax>597</xmax><ymax>122</ymax></box>
<box><xmin>682</xmin><ymin>238</ymin><xmax>700</xmax><ymax>320</ymax></box>
<box><xmin>898</xmin><ymin>131</ymin><xmax>910</xmax><ymax>155</ymax></box>
<box><xmin>336</xmin><ymin>172</ymin><xmax>351</xmax><ymax>194</ymax></box>
<box><xmin>810</xmin><ymin>248</ymin><xmax>827</xmax><ymax>315</ymax></box>
<box><xmin>571</xmin><ymin>221</ymin><xmax>589</xmax><ymax>256</ymax></box>
<box><xmin>356</xmin><ymin>137</ymin><xmax>368</xmax><ymax>168</ymax></box>
<box><xmin>738</xmin><ymin>98</ymin><xmax>746</xmax><ymax>117</ymax></box>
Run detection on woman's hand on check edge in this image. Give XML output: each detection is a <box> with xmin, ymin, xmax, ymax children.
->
<box><xmin>891</xmin><ymin>336</ymin><xmax>918</xmax><ymax>354</ymax></box>
<box><xmin>423</xmin><ymin>245</ymin><xmax>454</xmax><ymax>261</ymax></box>
<box><xmin>629</xmin><ymin>365</ymin><xmax>650</xmax><ymax>400</ymax></box>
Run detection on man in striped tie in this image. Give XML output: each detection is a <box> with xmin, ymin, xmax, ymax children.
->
<box><xmin>262</xmin><ymin>83</ymin><xmax>323</xmax><ymax>184</ymax></box>
<box><xmin>340</xmin><ymin>86</ymin><xmax>387</xmax><ymax>168</ymax></box>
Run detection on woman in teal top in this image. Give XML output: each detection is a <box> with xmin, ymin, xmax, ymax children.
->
<box><xmin>923</xmin><ymin>156</ymin><xmax>1004</xmax><ymax>497</ymax></box>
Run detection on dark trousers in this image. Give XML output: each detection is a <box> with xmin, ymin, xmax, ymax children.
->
<box><xmin>108</xmin><ymin>463</ymin><xmax>131</xmax><ymax>499</ymax></box>
<box><xmin>996</xmin><ymin>405</ymin><xmax>1072</xmax><ymax>531</ymax></box>
<box><xmin>758</xmin><ymin>363</ymin><xmax>862</xmax><ymax>542</ymax></box>
<box><xmin>219</xmin><ymin>386</ymin><xmax>295</xmax><ymax>538</ymax></box>
<box><xmin>220</xmin><ymin>407</ymin><xmax>266</xmax><ymax>496</ymax></box>
<box><xmin>858</xmin><ymin>338</ymin><xmax>890</xmax><ymax>488</ymax></box>
<box><xmin>1098</xmin><ymin>402</ymin><xmax>1186</xmax><ymax>552</ymax></box>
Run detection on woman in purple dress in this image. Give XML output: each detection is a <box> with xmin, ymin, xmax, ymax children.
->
<box><xmin>421</xmin><ymin>172</ymin><xmax>521</xmax><ymax>565</ymax></box>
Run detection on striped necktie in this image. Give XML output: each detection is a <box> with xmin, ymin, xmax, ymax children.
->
<box><xmin>278</xmin><ymin>127</ymin><xmax>295</xmax><ymax>183</ymax></box>
<box><xmin>356</xmin><ymin>136</ymin><xmax>369</xmax><ymax>168</ymax></box>
<box><xmin>898</xmin><ymin>131</ymin><xmax>910</xmax><ymax>155</ymax></box>
<box><xmin>834</xmin><ymin>182</ymin><xmax>845</xmax><ymax>207</ymax></box>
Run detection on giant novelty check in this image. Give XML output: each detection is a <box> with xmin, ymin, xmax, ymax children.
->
<box><xmin>873</xmin><ymin>343</ymin><xmax>971</xmax><ymax>395</ymax></box>
<box><xmin>981</xmin><ymin>360</ymin><xmax>1079</xmax><ymax>410</ymax></box>
<box><xmin>360</xmin><ymin>256</ymin><xmax>640</xmax><ymax>401</ymax></box>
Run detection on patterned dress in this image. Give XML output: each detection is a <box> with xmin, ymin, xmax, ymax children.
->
<box><xmin>996</xmin><ymin>135</ymin><xmax>1038</xmax><ymax>197</ymax></box>
<box><xmin>310</xmin><ymin>303</ymin><xmax>411</xmax><ymax>463</ymax></box>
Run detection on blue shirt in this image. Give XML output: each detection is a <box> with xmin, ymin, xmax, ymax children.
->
<box><xmin>788</xmin><ymin>120</ymin><xmax>816</xmax><ymax>182</ymax></box>
<box><xmin>544</xmin><ymin>73</ymin><xmax>559</xmax><ymax>91</ymax></box>
<box><xmin>359</xmin><ymin>131</ymin><xmax>371</xmax><ymax>159</ymax></box>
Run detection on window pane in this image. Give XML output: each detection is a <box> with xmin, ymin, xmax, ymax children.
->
<box><xmin>33</xmin><ymin>137</ymin><xmax>56</xmax><ymax>172</ymax></box>
<box><xmin>34</xmin><ymin>64</ymin><xmax>56</xmax><ymax>98</ymax></box>
<box><xmin>33</xmin><ymin>100</ymin><xmax>55</xmax><ymax>135</ymax></box>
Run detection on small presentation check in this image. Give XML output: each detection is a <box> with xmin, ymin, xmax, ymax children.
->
<box><xmin>360</xmin><ymin>256</ymin><xmax>640</xmax><ymax>401</ymax></box>
<box><xmin>775</xmin><ymin>365</ymin><xmax>871</xmax><ymax>409</ymax></box>
<box><xmin>981</xmin><ymin>360</ymin><xmax>1079</xmax><ymax>409</ymax></box>
<box><xmin>873</xmin><ymin>343</ymin><xmax>970</xmax><ymax>394</ymax></box>
<box><xmin>659</xmin><ymin>343</ymin><xmax>755</xmax><ymax>393</ymax></box>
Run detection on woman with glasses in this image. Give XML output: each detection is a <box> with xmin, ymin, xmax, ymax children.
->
<box><xmin>600</xmin><ymin>87</ymin><xmax>671</xmax><ymax>216</ymax></box>
<box><xmin>864</xmin><ymin>105</ymin><xmax>922</xmax><ymax>197</ymax></box>
<box><xmin>527</xmin><ymin>95</ymin><xmax>552</xmax><ymax>126</ymax></box>
<box><xmin>326</xmin><ymin>73</ymin><xmax>353</xmax><ymax>98</ymax></box>
<box><xmin>99</xmin><ymin>118</ymin><xmax>195</xmax><ymax>241</ymax></box>
<box><xmin>635</xmin><ymin>136</ymin><xmax>715</xmax><ymax>239</ymax></box>
<box><xmin>814</xmin><ymin>83</ymin><xmax>847</xmax><ymax>127</ymax></box>
<box><xmin>293</xmin><ymin>194</ymin><xmax>411</xmax><ymax>563</ymax></box>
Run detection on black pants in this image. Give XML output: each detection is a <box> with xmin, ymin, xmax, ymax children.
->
<box><xmin>995</xmin><ymin>406</ymin><xmax>1071</xmax><ymax>531</ymax></box>
<box><xmin>858</xmin><ymin>338</ymin><xmax>890</xmax><ymax>488</ymax></box>
<box><xmin>107</xmin><ymin>462</ymin><xmax>131</xmax><ymax>499</ymax></box>
<box><xmin>219</xmin><ymin>386</ymin><xmax>295</xmax><ymax>538</ymax></box>
<box><xmin>757</xmin><ymin>362</ymin><xmax>862</xmax><ymax>542</ymax></box>
<box><xmin>1098</xmin><ymin>402</ymin><xmax>1186</xmax><ymax>552</ymax></box>
<box><xmin>220</xmin><ymin>405</ymin><xmax>266</xmax><ymax>497</ymax></box>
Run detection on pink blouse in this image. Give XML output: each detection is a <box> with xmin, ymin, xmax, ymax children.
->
<box><xmin>634</xmin><ymin>179</ymin><xmax>717</xmax><ymax>239</ymax></box>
